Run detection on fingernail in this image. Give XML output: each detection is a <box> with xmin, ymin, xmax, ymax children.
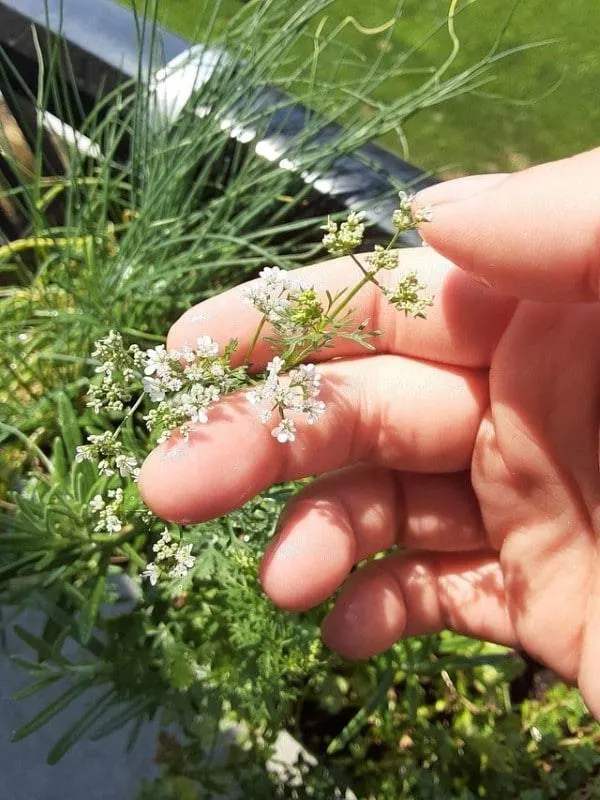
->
<box><xmin>415</xmin><ymin>173</ymin><xmax>508</xmax><ymax>208</ymax></box>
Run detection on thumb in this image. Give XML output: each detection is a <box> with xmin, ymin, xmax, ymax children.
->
<box><xmin>415</xmin><ymin>148</ymin><xmax>600</xmax><ymax>302</ymax></box>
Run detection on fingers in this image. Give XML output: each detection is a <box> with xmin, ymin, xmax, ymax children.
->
<box><xmin>321</xmin><ymin>553</ymin><xmax>517</xmax><ymax>659</ymax></box>
<box><xmin>167</xmin><ymin>247</ymin><xmax>516</xmax><ymax>370</ymax></box>
<box><xmin>260</xmin><ymin>465</ymin><xmax>488</xmax><ymax>612</ymax></box>
<box><xmin>416</xmin><ymin>147</ymin><xmax>600</xmax><ymax>302</ymax></box>
<box><xmin>138</xmin><ymin>355</ymin><xmax>487</xmax><ymax>523</ymax></box>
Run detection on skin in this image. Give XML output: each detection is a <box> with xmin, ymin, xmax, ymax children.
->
<box><xmin>139</xmin><ymin>147</ymin><xmax>600</xmax><ymax>718</ymax></box>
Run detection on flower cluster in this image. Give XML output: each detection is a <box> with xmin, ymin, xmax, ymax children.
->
<box><xmin>243</xmin><ymin>267</ymin><xmax>325</xmax><ymax>342</ymax></box>
<box><xmin>142</xmin><ymin>529</ymin><xmax>196</xmax><ymax>586</ymax></box>
<box><xmin>243</xmin><ymin>266</ymin><xmax>300</xmax><ymax>323</ymax></box>
<box><xmin>90</xmin><ymin>488</ymin><xmax>124</xmax><ymax>533</ymax></box>
<box><xmin>142</xmin><ymin>336</ymin><xmax>246</xmax><ymax>444</ymax></box>
<box><xmin>384</xmin><ymin>272</ymin><xmax>434</xmax><ymax>319</ymax></box>
<box><xmin>246</xmin><ymin>357</ymin><xmax>325</xmax><ymax>442</ymax></box>
<box><xmin>75</xmin><ymin>431</ymin><xmax>139</xmax><ymax>478</ymax></box>
<box><xmin>366</xmin><ymin>245</ymin><xmax>399</xmax><ymax>272</ymax></box>
<box><xmin>392</xmin><ymin>190</ymin><xmax>433</xmax><ymax>232</ymax></box>
<box><xmin>87</xmin><ymin>330</ymin><xmax>145</xmax><ymax>414</ymax></box>
<box><xmin>321</xmin><ymin>211</ymin><xmax>365</xmax><ymax>256</ymax></box>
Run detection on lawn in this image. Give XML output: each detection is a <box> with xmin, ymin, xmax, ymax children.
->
<box><xmin>124</xmin><ymin>0</ymin><xmax>600</xmax><ymax>176</ymax></box>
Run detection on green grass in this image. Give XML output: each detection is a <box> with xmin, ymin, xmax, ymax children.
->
<box><xmin>125</xmin><ymin>0</ymin><xmax>600</xmax><ymax>176</ymax></box>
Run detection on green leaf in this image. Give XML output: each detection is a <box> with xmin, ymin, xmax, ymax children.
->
<box><xmin>0</xmin><ymin>533</ymin><xmax>45</xmax><ymax>552</ymax></box>
<box><xmin>90</xmin><ymin>699</ymin><xmax>151</xmax><ymax>740</ymax></box>
<box><xmin>0</xmin><ymin>553</ymin><xmax>41</xmax><ymax>580</ymax></box>
<box><xmin>47</xmin><ymin>689</ymin><xmax>115</xmax><ymax>764</ymax></box>
<box><xmin>71</xmin><ymin>461</ymin><xmax>97</xmax><ymax>505</ymax></box>
<box><xmin>50</xmin><ymin>436</ymin><xmax>68</xmax><ymax>482</ymax></box>
<box><xmin>12</xmin><ymin>673</ymin><xmax>62</xmax><ymax>701</ymax></box>
<box><xmin>13</xmin><ymin>625</ymin><xmax>71</xmax><ymax>666</ymax></box>
<box><xmin>12</xmin><ymin>681</ymin><xmax>90</xmax><ymax>742</ymax></box>
<box><xmin>10</xmin><ymin>656</ymin><xmax>57</xmax><ymax>675</ymax></box>
<box><xmin>41</xmin><ymin>609</ymin><xmax>72</xmax><ymax>661</ymax></box>
<box><xmin>327</xmin><ymin>665</ymin><xmax>395</xmax><ymax>754</ymax></box>
<box><xmin>56</xmin><ymin>392</ymin><xmax>82</xmax><ymax>459</ymax></box>
<box><xmin>34</xmin><ymin>593</ymin><xmax>105</xmax><ymax>659</ymax></box>
<box><xmin>78</xmin><ymin>573</ymin><xmax>106</xmax><ymax>645</ymax></box>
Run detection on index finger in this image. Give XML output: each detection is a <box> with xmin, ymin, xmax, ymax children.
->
<box><xmin>167</xmin><ymin>247</ymin><xmax>516</xmax><ymax>370</ymax></box>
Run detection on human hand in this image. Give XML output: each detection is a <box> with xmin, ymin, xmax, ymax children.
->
<box><xmin>139</xmin><ymin>148</ymin><xmax>600</xmax><ymax>717</ymax></box>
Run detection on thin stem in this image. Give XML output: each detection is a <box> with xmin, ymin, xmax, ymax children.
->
<box><xmin>118</xmin><ymin>542</ymin><xmax>146</xmax><ymax>568</ymax></box>
<box><xmin>327</xmin><ymin>266</ymin><xmax>376</xmax><ymax>320</ymax></box>
<box><xmin>244</xmin><ymin>315</ymin><xmax>267</xmax><ymax>366</ymax></box>
<box><xmin>0</xmin><ymin>423</ymin><xmax>53</xmax><ymax>473</ymax></box>
<box><xmin>121</xmin><ymin>327</ymin><xmax>165</xmax><ymax>343</ymax></box>
<box><xmin>350</xmin><ymin>253</ymin><xmax>385</xmax><ymax>289</ymax></box>
<box><xmin>323</xmin><ymin>227</ymin><xmax>404</xmax><ymax>322</ymax></box>
<box><xmin>114</xmin><ymin>392</ymin><xmax>146</xmax><ymax>437</ymax></box>
<box><xmin>0</xmin><ymin>235</ymin><xmax>96</xmax><ymax>261</ymax></box>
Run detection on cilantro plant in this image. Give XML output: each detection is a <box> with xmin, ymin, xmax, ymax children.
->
<box><xmin>0</xmin><ymin>1</ymin><xmax>598</xmax><ymax>797</ymax></box>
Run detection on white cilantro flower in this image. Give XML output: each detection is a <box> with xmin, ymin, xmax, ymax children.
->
<box><xmin>305</xmin><ymin>399</ymin><xmax>326</xmax><ymax>425</ymax></box>
<box><xmin>143</xmin><ymin>531</ymin><xmax>196</xmax><ymax>586</ymax></box>
<box><xmin>271</xmin><ymin>417</ymin><xmax>296</xmax><ymax>444</ymax></box>
<box><xmin>89</xmin><ymin>486</ymin><xmax>124</xmax><ymax>534</ymax></box>
<box><xmin>115</xmin><ymin>454</ymin><xmax>139</xmax><ymax>479</ymax></box>
<box><xmin>144</xmin><ymin>345</ymin><xmax>173</xmax><ymax>378</ymax></box>
<box><xmin>142</xmin><ymin>562</ymin><xmax>160</xmax><ymax>587</ymax></box>
<box><xmin>196</xmin><ymin>335</ymin><xmax>219</xmax><ymax>358</ymax></box>
<box><xmin>243</xmin><ymin>268</ymin><xmax>298</xmax><ymax>323</ymax></box>
<box><xmin>246</xmin><ymin>360</ymin><xmax>325</xmax><ymax>441</ymax></box>
<box><xmin>169</xmin><ymin>543</ymin><xmax>196</xmax><ymax>579</ymax></box>
<box><xmin>89</xmin><ymin>494</ymin><xmax>105</xmax><ymax>512</ymax></box>
<box><xmin>143</xmin><ymin>376</ymin><xmax>166</xmax><ymax>402</ymax></box>
<box><xmin>392</xmin><ymin>191</ymin><xmax>433</xmax><ymax>231</ymax></box>
<box><xmin>321</xmin><ymin>211</ymin><xmax>365</xmax><ymax>255</ymax></box>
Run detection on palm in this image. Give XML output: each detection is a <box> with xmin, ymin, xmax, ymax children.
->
<box><xmin>472</xmin><ymin>300</ymin><xmax>600</xmax><ymax>697</ymax></box>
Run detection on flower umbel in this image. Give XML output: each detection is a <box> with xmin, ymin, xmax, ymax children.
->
<box><xmin>143</xmin><ymin>529</ymin><xmax>197</xmax><ymax>586</ymax></box>
<box><xmin>385</xmin><ymin>272</ymin><xmax>434</xmax><ymax>318</ymax></box>
<box><xmin>246</xmin><ymin>359</ymin><xmax>325</xmax><ymax>441</ymax></box>
<box><xmin>89</xmin><ymin>488</ymin><xmax>124</xmax><ymax>534</ymax></box>
<box><xmin>76</xmin><ymin>431</ymin><xmax>139</xmax><ymax>478</ymax></box>
<box><xmin>141</xmin><ymin>336</ymin><xmax>245</xmax><ymax>444</ymax></box>
<box><xmin>392</xmin><ymin>191</ymin><xmax>433</xmax><ymax>232</ymax></box>
<box><xmin>87</xmin><ymin>330</ymin><xmax>145</xmax><ymax>414</ymax></box>
<box><xmin>321</xmin><ymin>211</ymin><xmax>365</xmax><ymax>256</ymax></box>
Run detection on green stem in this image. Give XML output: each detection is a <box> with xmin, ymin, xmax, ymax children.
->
<box><xmin>283</xmin><ymin>255</ymin><xmax>387</xmax><ymax>367</ymax></box>
<box><xmin>114</xmin><ymin>392</ymin><xmax>146</xmax><ymax>438</ymax></box>
<box><xmin>119</xmin><ymin>542</ymin><xmax>146</xmax><ymax>567</ymax></box>
<box><xmin>327</xmin><ymin>266</ymin><xmax>376</xmax><ymax>321</ymax></box>
<box><xmin>244</xmin><ymin>315</ymin><xmax>267</xmax><ymax>366</ymax></box>
<box><xmin>0</xmin><ymin>423</ymin><xmax>53</xmax><ymax>473</ymax></box>
<box><xmin>121</xmin><ymin>327</ymin><xmax>165</xmax><ymax>343</ymax></box>
<box><xmin>323</xmin><ymin>231</ymin><xmax>403</xmax><ymax>323</ymax></box>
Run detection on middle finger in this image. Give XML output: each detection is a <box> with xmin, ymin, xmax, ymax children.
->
<box><xmin>139</xmin><ymin>354</ymin><xmax>487</xmax><ymax>523</ymax></box>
